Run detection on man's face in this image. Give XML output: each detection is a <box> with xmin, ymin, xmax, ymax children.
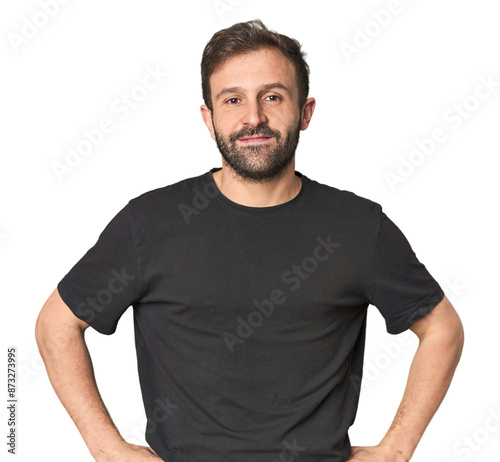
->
<box><xmin>205</xmin><ymin>48</ymin><xmax>303</xmax><ymax>182</ymax></box>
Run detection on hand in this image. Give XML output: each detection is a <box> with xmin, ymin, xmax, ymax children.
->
<box><xmin>347</xmin><ymin>445</ymin><xmax>409</xmax><ymax>462</ymax></box>
<box><xmin>94</xmin><ymin>441</ymin><xmax>162</xmax><ymax>461</ymax></box>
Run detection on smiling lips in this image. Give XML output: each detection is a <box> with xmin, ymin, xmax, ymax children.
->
<box><xmin>238</xmin><ymin>136</ymin><xmax>273</xmax><ymax>143</ymax></box>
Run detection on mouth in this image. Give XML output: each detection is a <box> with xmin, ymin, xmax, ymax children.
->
<box><xmin>238</xmin><ymin>136</ymin><xmax>274</xmax><ymax>144</ymax></box>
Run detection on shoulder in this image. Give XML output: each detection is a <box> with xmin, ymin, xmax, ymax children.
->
<box><xmin>305</xmin><ymin>175</ymin><xmax>383</xmax><ymax>223</ymax></box>
<box><xmin>125</xmin><ymin>171</ymin><xmax>210</xmax><ymax>220</ymax></box>
<box><xmin>133</xmin><ymin>171</ymin><xmax>206</xmax><ymax>201</ymax></box>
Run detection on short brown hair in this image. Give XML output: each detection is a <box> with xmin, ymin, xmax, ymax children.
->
<box><xmin>201</xmin><ymin>19</ymin><xmax>310</xmax><ymax>112</ymax></box>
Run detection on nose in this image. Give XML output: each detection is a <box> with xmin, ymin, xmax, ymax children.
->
<box><xmin>241</xmin><ymin>99</ymin><xmax>268</xmax><ymax>127</ymax></box>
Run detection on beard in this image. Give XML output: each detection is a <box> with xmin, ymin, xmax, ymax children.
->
<box><xmin>213</xmin><ymin>120</ymin><xmax>301</xmax><ymax>183</ymax></box>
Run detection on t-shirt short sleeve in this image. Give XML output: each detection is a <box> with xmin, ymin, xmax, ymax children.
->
<box><xmin>57</xmin><ymin>203</ymin><xmax>141</xmax><ymax>335</ymax></box>
<box><xmin>366</xmin><ymin>210</ymin><xmax>444</xmax><ymax>334</ymax></box>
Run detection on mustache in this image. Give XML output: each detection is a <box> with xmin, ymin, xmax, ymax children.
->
<box><xmin>229</xmin><ymin>125</ymin><xmax>281</xmax><ymax>142</ymax></box>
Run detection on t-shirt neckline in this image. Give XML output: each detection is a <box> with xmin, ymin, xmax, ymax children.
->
<box><xmin>206</xmin><ymin>167</ymin><xmax>309</xmax><ymax>214</ymax></box>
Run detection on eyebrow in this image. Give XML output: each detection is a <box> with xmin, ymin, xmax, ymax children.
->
<box><xmin>215</xmin><ymin>82</ymin><xmax>292</xmax><ymax>101</ymax></box>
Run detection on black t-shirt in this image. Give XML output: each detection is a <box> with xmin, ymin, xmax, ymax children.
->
<box><xmin>58</xmin><ymin>167</ymin><xmax>444</xmax><ymax>462</ymax></box>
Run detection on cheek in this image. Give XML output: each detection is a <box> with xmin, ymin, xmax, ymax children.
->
<box><xmin>274</xmin><ymin>116</ymin><xmax>300</xmax><ymax>135</ymax></box>
<box><xmin>268</xmin><ymin>106</ymin><xmax>300</xmax><ymax>129</ymax></box>
<box><xmin>213</xmin><ymin>116</ymin><xmax>240</xmax><ymax>137</ymax></box>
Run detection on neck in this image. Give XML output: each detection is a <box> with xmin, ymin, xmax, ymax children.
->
<box><xmin>212</xmin><ymin>161</ymin><xmax>302</xmax><ymax>208</ymax></box>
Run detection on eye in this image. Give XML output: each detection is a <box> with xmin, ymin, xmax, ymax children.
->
<box><xmin>226</xmin><ymin>97</ymin><xmax>240</xmax><ymax>105</ymax></box>
<box><xmin>266</xmin><ymin>95</ymin><xmax>281</xmax><ymax>102</ymax></box>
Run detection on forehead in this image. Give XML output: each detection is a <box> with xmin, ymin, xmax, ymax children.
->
<box><xmin>210</xmin><ymin>48</ymin><xmax>297</xmax><ymax>93</ymax></box>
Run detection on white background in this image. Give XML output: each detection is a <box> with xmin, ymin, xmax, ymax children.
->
<box><xmin>1</xmin><ymin>0</ymin><xmax>499</xmax><ymax>461</ymax></box>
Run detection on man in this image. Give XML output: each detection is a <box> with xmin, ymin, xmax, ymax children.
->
<box><xmin>35</xmin><ymin>20</ymin><xmax>464</xmax><ymax>462</ymax></box>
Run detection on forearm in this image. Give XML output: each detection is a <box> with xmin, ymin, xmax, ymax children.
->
<box><xmin>378</xmin><ymin>328</ymin><xmax>464</xmax><ymax>460</ymax></box>
<box><xmin>36</xmin><ymin>321</ymin><xmax>124</xmax><ymax>460</ymax></box>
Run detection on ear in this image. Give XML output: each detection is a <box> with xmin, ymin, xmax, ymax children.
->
<box><xmin>200</xmin><ymin>105</ymin><xmax>216</xmax><ymax>140</ymax></box>
<box><xmin>300</xmin><ymin>97</ymin><xmax>316</xmax><ymax>130</ymax></box>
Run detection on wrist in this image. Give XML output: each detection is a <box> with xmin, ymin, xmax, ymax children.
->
<box><xmin>88</xmin><ymin>434</ymin><xmax>127</xmax><ymax>461</ymax></box>
<box><xmin>377</xmin><ymin>440</ymin><xmax>412</xmax><ymax>462</ymax></box>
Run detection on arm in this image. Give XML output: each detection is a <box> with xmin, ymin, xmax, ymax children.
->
<box><xmin>348</xmin><ymin>295</ymin><xmax>465</xmax><ymax>461</ymax></box>
<box><xmin>35</xmin><ymin>288</ymin><xmax>160</xmax><ymax>461</ymax></box>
